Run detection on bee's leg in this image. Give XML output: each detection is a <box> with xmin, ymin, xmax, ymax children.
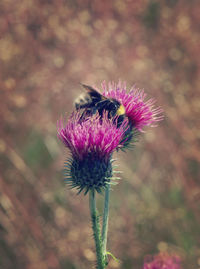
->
<box><xmin>90</xmin><ymin>106</ymin><xmax>99</xmax><ymax>115</ymax></box>
<box><xmin>113</xmin><ymin>115</ymin><xmax>125</xmax><ymax>128</ymax></box>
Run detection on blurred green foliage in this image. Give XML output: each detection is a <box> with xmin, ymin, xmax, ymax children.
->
<box><xmin>22</xmin><ymin>132</ymin><xmax>53</xmax><ymax>171</ymax></box>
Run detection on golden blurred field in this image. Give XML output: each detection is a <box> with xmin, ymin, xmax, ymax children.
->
<box><xmin>0</xmin><ymin>1</ymin><xmax>200</xmax><ymax>268</ymax></box>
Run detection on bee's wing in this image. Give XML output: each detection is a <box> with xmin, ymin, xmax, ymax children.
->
<box><xmin>81</xmin><ymin>84</ymin><xmax>106</xmax><ymax>100</ymax></box>
<box><xmin>75</xmin><ymin>84</ymin><xmax>105</xmax><ymax>109</ymax></box>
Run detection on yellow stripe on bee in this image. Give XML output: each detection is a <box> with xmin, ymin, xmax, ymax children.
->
<box><xmin>117</xmin><ymin>104</ymin><xmax>125</xmax><ymax>115</ymax></box>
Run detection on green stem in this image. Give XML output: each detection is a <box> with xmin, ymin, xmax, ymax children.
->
<box><xmin>89</xmin><ymin>189</ymin><xmax>105</xmax><ymax>269</ymax></box>
<box><xmin>102</xmin><ymin>184</ymin><xmax>110</xmax><ymax>261</ymax></box>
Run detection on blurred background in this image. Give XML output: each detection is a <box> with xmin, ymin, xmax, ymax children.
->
<box><xmin>0</xmin><ymin>0</ymin><xmax>199</xmax><ymax>268</ymax></box>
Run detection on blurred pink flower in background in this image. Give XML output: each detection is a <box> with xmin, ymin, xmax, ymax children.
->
<box><xmin>143</xmin><ymin>252</ymin><xmax>182</xmax><ymax>269</ymax></box>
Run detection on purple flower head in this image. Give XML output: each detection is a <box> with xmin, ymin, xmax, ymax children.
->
<box><xmin>143</xmin><ymin>252</ymin><xmax>182</xmax><ymax>269</ymax></box>
<box><xmin>101</xmin><ymin>81</ymin><xmax>164</xmax><ymax>132</ymax></box>
<box><xmin>57</xmin><ymin>111</ymin><xmax>128</xmax><ymax>194</ymax></box>
<box><xmin>58</xmin><ymin>111</ymin><xmax>128</xmax><ymax>160</ymax></box>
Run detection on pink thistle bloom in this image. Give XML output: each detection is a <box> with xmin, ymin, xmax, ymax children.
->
<box><xmin>143</xmin><ymin>252</ymin><xmax>182</xmax><ymax>269</ymax></box>
<box><xmin>101</xmin><ymin>81</ymin><xmax>163</xmax><ymax>132</ymax></box>
<box><xmin>57</xmin><ymin>112</ymin><xmax>128</xmax><ymax>160</ymax></box>
<box><xmin>57</xmin><ymin>112</ymin><xmax>128</xmax><ymax>194</ymax></box>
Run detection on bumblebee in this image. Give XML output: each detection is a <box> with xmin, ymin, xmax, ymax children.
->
<box><xmin>75</xmin><ymin>84</ymin><xmax>135</xmax><ymax>147</ymax></box>
<box><xmin>75</xmin><ymin>84</ymin><xmax>126</xmax><ymax>126</ymax></box>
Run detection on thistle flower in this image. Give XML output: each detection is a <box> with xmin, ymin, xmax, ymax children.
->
<box><xmin>57</xmin><ymin>82</ymin><xmax>164</xmax><ymax>269</ymax></box>
<box><xmin>143</xmin><ymin>252</ymin><xmax>182</xmax><ymax>269</ymax></box>
<box><xmin>101</xmin><ymin>81</ymin><xmax>163</xmax><ymax>132</ymax></box>
<box><xmin>57</xmin><ymin>112</ymin><xmax>128</xmax><ymax>194</ymax></box>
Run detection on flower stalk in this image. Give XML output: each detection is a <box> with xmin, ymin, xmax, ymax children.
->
<box><xmin>89</xmin><ymin>189</ymin><xmax>105</xmax><ymax>269</ymax></box>
<box><xmin>101</xmin><ymin>184</ymin><xmax>110</xmax><ymax>264</ymax></box>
